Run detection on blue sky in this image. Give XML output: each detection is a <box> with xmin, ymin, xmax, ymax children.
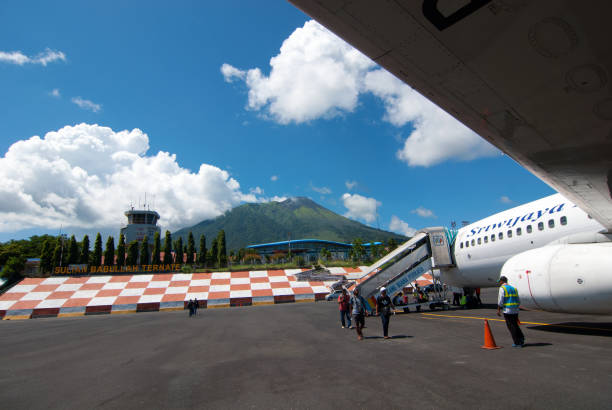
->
<box><xmin>0</xmin><ymin>1</ymin><xmax>554</xmax><ymax>243</ymax></box>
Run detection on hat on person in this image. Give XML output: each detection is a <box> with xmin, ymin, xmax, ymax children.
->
<box><xmin>498</xmin><ymin>276</ymin><xmax>508</xmax><ymax>284</ymax></box>
<box><xmin>380</xmin><ymin>287</ymin><xmax>386</xmax><ymax>292</ymax></box>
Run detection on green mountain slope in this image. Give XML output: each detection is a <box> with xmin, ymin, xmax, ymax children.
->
<box><xmin>173</xmin><ymin>197</ymin><xmax>407</xmax><ymax>251</ymax></box>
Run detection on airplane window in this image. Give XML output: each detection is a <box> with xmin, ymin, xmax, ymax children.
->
<box><xmin>548</xmin><ymin>219</ymin><xmax>555</xmax><ymax>228</ymax></box>
<box><xmin>465</xmin><ymin>241</ymin><xmax>469</xmax><ymax>248</ymax></box>
<box><xmin>516</xmin><ymin>227</ymin><xmax>522</xmax><ymax>236</ymax></box>
<box><xmin>460</xmin><ymin>242</ymin><xmax>463</xmax><ymax>249</ymax></box>
<box><xmin>491</xmin><ymin>234</ymin><xmax>495</xmax><ymax>242</ymax></box>
<box><xmin>527</xmin><ymin>225</ymin><xmax>532</xmax><ymax>233</ymax></box>
<box><xmin>471</xmin><ymin>239</ymin><xmax>475</xmax><ymax>246</ymax></box>
<box><xmin>507</xmin><ymin>230</ymin><xmax>513</xmax><ymax>238</ymax></box>
<box><xmin>560</xmin><ymin>216</ymin><xmax>567</xmax><ymax>225</ymax></box>
<box><xmin>538</xmin><ymin>222</ymin><xmax>544</xmax><ymax>231</ymax></box>
<box><xmin>498</xmin><ymin>232</ymin><xmax>503</xmax><ymax>240</ymax></box>
<box><xmin>477</xmin><ymin>238</ymin><xmax>481</xmax><ymax>245</ymax></box>
<box><xmin>484</xmin><ymin>236</ymin><xmax>488</xmax><ymax>243</ymax></box>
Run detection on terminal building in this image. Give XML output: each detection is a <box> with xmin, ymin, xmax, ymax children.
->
<box><xmin>246</xmin><ymin>239</ymin><xmax>382</xmax><ymax>262</ymax></box>
<box><xmin>120</xmin><ymin>208</ymin><xmax>161</xmax><ymax>244</ymax></box>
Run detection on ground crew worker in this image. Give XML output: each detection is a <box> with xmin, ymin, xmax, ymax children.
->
<box><xmin>497</xmin><ymin>276</ymin><xmax>525</xmax><ymax>348</ymax></box>
<box><xmin>376</xmin><ymin>287</ymin><xmax>395</xmax><ymax>339</ymax></box>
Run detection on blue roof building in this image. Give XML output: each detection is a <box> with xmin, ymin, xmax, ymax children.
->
<box><xmin>246</xmin><ymin>239</ymin><xmax>382</xmax><ymax>262</ymax></box>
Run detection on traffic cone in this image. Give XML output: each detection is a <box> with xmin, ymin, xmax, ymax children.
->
<box><xmin>481</xmin><ymin>319</ymin><xmax>502</xmax><ymax>349</ymax></box>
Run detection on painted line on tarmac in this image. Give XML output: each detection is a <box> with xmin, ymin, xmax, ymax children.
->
<box><xmin>421</xmin><ymin>313</ymin><xmax>612</xmax><ymax>332</ymax></box>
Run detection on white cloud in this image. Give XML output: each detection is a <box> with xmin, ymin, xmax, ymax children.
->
<box><xmin>49</xmin><ymin>89</ymin><xmax>61</xmax><ymax>98</ymax></box>
<box><xmin>270</xmin><ymin>175</ymin><xmax>278</xmax><ymax>181</ymax></box>
<box><xmin>341</xmin><ymin>193</ymin><xmax>380</xmax><ymax>224</ymax></box>
<box><xmin>311</xmin><ymin>184</ymin><xmax>331</xmax><ymax>195</ymax></box>
<box><xmin>0</xmin><ymin>48</ymin><xmax>66</xmax><ymax>66</ymax></box>
<box><xmin>411</xmin><ymin>206</ymin><xmax>436</xmax><ymax>218</ymax></box>
<box><xmin>222</xmin><ymin>20</ymin><xmax>375</xmax><ymax>124</ymax></box>
<box><xmin>250</xmin><ymin>186</ymin><xmax>263</xmax><ymax>195</ymax></box>
<box><xmin>71</xmin><ymin>97</ymin><xmax>101</xmax><ymax>113</ymax></box>
<box><xmin>364</xmin><ymin>69</ymin><xmax>498</xmax><ymax>166</ymax></box>
<box><xmin>223</xmin><ymin>20</ymin><xmax>498</xmax><ymax>166</ymax></box>
<box><xmin>345</xmin><ymin>180</ymin><xmax>357</xmax><ymax>190</ymax></box>
<box><xmin>389</xmin><ymin>215</ymin><xmax>417</xmax><ymax>237</ymax></box>
<box><xmin>0</xmin><ymin>123</ymin><xmax>261</xmax><ymax>233</ymax></box>
<box><xmin>221</xmin><ymin>63</ymin><xmax>246</xmax><ymax>82</ymax></box>
<box><xmin>500</xmin><ymin>195</ymin><xmax>513</xmax><ymax>204</ymax></box>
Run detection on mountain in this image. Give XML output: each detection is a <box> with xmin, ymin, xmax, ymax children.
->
<box><xmin>173</xmin><ymin>197</ymin><xmax>408</xmax><ymax>251</ymax></box>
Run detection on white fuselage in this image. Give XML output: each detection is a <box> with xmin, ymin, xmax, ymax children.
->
<box><xmin>445</xmin><ymin>194</ymin><xmax>604</xmax><ymax>288</ymax></box>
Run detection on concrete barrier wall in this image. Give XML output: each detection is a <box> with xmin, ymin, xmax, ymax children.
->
<box><xmin>0</xmin><ymin>268</ymin><xmax>377</xmax><ymax>320</ymax></box>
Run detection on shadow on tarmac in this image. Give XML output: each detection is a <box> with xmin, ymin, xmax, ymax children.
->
<box><xmin>522</xmin><ymin>342</ymin><xmax>553</xmax><ymax>348</ymax></box>
<box><xmin>528</xmin><ymin>322</ymin><xmax>612</xmax><ymax>337</ymax></box>
<box><xmin>364</xmin><ymin>335</ymin><xmax>413</xmax><ymax>340</ymax></box>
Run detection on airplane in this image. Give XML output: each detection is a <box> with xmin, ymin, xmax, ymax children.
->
<box><xmin>289</xmin><ymin>0</ymin><xmax>612</xmax><ymax>314</ymax></box>
<box><xmin>452</xmin><ymin>193</ymin><xmax>611</xmax><ymax>314</ymax></box>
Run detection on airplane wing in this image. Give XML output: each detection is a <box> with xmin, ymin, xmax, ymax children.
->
<box><xmin>289</xmin><ymin>0</ymin><xmax>612</xmax><ymax>231</ymax></box>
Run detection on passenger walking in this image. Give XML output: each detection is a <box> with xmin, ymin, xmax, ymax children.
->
<box><xmin>188</xmin><ymin>299</ymin><xmax>194</xmax><ymax>317</ymax></box>
<box><xmin>497</xmin><ymin>276</ymin><xmax>525</xmax><ymax>348</ymax></box>
<box><xmin>350</xmin><ymin>287</ymin><xmax>367</xmax><ymax>340</ymax></box>
<box><xmin>475</xmin><ymin>287</ymin><xmax>482</xmax><ymax>306</ymax></box>
<box><xmin>194</xmin><ymin>298</ymin><xmax>199</xmax><ymax>315</ymax></box>
<box><xmin>338</xmin><ymin>289</ymin><xmax>352</xmax><ymax>328</ymax></box>
<box><xmin>376</xmin><ymin>287</ymin><xmax>395</xmax><ymax>339</ymax></box>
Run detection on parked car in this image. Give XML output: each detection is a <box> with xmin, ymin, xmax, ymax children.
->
<box><xmin>325</xmin><ymin>289</ymin><xmax>343</xmax><ymax>301</ymax></box>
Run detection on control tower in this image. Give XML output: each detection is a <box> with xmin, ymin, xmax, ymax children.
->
<box><xmin>120</xmin><ymin>207</ymin><xmax>161</xmax><ymax>244</ymax></box>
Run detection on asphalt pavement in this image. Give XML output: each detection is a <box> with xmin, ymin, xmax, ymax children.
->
<box><xmin>1</xmin><ymin>288</ymin><xmax>611</xmax><ymax>409</ymax></box>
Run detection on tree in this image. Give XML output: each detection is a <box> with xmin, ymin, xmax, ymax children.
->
<box><xmin>319</xmin><ymin>247</ymin><xmax>328</xmax><ymax>261</ymax></box>
<box><xmin>152</xmin><ymin>231</ymin><xmax>161</xmax><ymax>265</ymax></box>
<box><xmin>140</xmin><ymin>235</ymin><xmax>149</xmax><ymax>265</ymax></box>
<box><xmin>116</xmin><ymin>234</ymin><xmax>126</xmax><ymax>267</ymax></box>
<box><xmin>186</xmin><ymin>232</ymin><xmax>195</xmax><ymax>264</ymax></box>
<box><xmin>175</xmin><ymin>237</ymin><xmax>183</xmax><ymax>265</ymax></box>
<box><xmin>126</xmin><ymin>241</ymin><xmax>139</xmax><ymax>265</ymax></box>
<box><xmin>104</xmin><ymin>236</ymin><xmax>115</xmax><ymax>266</ymax></box>
<box><xmin>91</xmin><ymin>233</ymin><xmax>102</xmax><ymax>266</ymax></box>
<box><xmin>371</xmin><ymin>242</ymin><xmax>381</xmax><ymax>260</ymax></box>
<box><xmin>1</xmin><ymin>255</ymin><xmax>25</xmax><ymax>282</ymax></box>
<box><xmin>40</xmin><ymin>239</ymin><xmax>53</xmax><ymax>274</ymax></box>
<box><xmin>198</xmin><ymin>234</ymin><xmax>207</xmax><ymax>266</ymax></box>
<box><xmin>352</xmin><ymin>238</ymin><xmax>365</xmax><ymax>262</ymax></box>
<box><xmin>67</xmin><ymin>235</ymin><xmax>79</xmax><ymax>265</ymax></box>
<box><xmin>387</xmin><ymin>238</ymin><xmax>398</xmax><ymax>253</ymax></box>
<box><xmin>52</xmin><ymin>239</ymin><xmax>62</xmax><ymax>268</ymax></box>
<box><xmin>208</xmin><ymin>239</ymin><xmax>219</xmax><ymax>268</ymax></box>
<box><xmin>163</xmin><ymin>230</ymin><xmax>173</xmax><ymax>264</ymax></box>
<box><xmin>237</xmin><ymin>248</ymin><xmax>246</xmax><ymax>264</ymax></box>
<box><xmin>244</xmin><ymin>249</ymin><xmax>260</xmax><ymax>265</ymax></box>
<box><xmin>217</xmin><ymin>230</ymin><xmax>227</xmax><ymax>268</ymax></box>
<box><xmin>80</xmin><ymin>235</ymin><xmax>90</xmax><ymax>264</ymax></box>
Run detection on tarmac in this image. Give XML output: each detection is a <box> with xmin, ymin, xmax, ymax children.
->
<box><xmin>0</xmin><ymin>288</ymin><xmax>610</xmax><ymax>409</ymax></box>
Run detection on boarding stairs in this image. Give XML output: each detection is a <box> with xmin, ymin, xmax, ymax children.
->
<box><xmin>354</xmin><ymin>227</ymin><xmax>455</xmax><ymax>312</ymax></box>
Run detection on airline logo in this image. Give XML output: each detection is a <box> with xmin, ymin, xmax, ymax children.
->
<box><xmin>466</xmin><ymin>203</ymin><xmax>566</xmax><ymax>238</ymax></box>
<box><xmin>431</xmin><ymin>235</ymin><xmax>445</xmax><ymax>246</ymax></box>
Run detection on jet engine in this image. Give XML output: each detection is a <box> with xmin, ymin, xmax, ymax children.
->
<box><xmin>501</xmin><ymin>243</ymin><xmax>612</xmax><ymax>314</ymax></box>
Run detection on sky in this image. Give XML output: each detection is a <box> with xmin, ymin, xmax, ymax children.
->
<box><xmin>0</xmin><ymin>0</ymin><xmax>554</xmax><ymax>243</ymax></box>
